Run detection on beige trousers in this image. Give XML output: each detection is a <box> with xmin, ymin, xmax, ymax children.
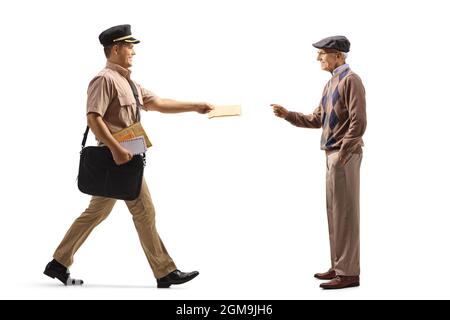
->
<box><xmin>53</xmin><ymin>178</ymin><xmax>177</xmax><ymax>279</ymax></box>
<box><xmin>326</xmin><ymin>151</ymin><xmax>362</xmax><ymax>276</ymax></box>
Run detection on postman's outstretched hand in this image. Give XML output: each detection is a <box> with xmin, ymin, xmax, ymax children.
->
<box><xmin>196</xmin><ymin>103</ymin><xmax>215</xmax><ymax>114</ymax></box>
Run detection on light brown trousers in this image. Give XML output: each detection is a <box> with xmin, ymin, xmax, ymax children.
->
<box><xmin>53</xmin><ymin>178</ymin><xmax>177</xmax><ymax>279</ymax></box>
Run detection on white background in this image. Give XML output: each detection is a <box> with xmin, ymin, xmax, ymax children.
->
<box><xmin>0</xmin><ymin>0</ymin><xmax>449</xmax><ymax>300</ymax></box>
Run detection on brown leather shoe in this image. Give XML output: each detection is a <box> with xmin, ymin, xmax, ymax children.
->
<box><xmin>320</xmin><ymin>275</ymin><xmax>360</xmax><ymax>289</ymax></box>
<box><xmin>314</xmin><ymin>269</ymin><xmax>336</xmax><ymax>280</ymax></box>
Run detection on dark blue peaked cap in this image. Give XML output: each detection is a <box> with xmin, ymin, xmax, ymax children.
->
<box><xmin>99</xmin><ymin>24</ymin><xmax>140</xmax><ymax>47</ymax></box>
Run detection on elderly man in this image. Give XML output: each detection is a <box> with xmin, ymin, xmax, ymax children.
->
<box><xmin>44</xmin><ymin>24</ymin><xmax>213</xmax><ymax>288</ymax></box>
<box><xmin>271</xmin><ymin>36</ymin><xmax>366</xmax><ymax>289</ymax></box>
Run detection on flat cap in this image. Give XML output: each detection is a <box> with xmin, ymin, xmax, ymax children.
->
<box><xmin>312</xmin><ymin>35</ymin><xmax>350</xmax><ymax>53</ymax></box>
<box><xmin>99</xmin><ymin>24</ymin><xmax>140</xmax><ymax>47</ymax></box>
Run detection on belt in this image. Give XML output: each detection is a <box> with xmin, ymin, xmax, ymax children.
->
<box><xmin>325</xmin><ymin>145</ymin><xmax>363</xmax><ymax>156</ymax></box>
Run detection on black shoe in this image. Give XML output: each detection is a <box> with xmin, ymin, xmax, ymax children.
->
<box><xmin>43</xmin><ymin>259</ymin><xmax>84</xmax><ymax>286</ymax></box>
<box><xmin>157</xmin><ymin>269</ymin><xmax>199</xmax><ymax>288</ymax></box>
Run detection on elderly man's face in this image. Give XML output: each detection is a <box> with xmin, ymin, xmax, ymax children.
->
<box><xmin>317</xmin><ymin>49</ymin><xmax>341</xmax><ymax>72</ymax></box>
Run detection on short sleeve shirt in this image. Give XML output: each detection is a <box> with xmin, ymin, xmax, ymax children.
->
<box><xmin>86</xmin><ymin>62</ymin><xmax>158</xmax><ymax>134</ymax></box>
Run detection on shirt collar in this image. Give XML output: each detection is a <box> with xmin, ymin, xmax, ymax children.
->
<box><xmin>332</xmin><ymin>63</ymin><xmax>349</xmax><ymax>77</ymax></box>
<box><xmin>106</xmin><ymin>61</ymin><xmax>131</xmax><ymax>79</ymax></box>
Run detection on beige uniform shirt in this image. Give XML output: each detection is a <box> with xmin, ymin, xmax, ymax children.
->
<box><xmin>86</xmin><ymin>62</ymin><xmax>158</xmax><ymax>134</ymax></box>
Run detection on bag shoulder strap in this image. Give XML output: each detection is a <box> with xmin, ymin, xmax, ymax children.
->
<box><xmin>81</xmin><ymin>125</ymin><xmax>89</xmax><ymax>149</ymax></box>
<box><xmin>127</xmin><ymin>79</ymin><xmax>142</xmax><ymax>122</ymax></box>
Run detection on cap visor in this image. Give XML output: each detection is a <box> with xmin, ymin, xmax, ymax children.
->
<box><xmin>124</xmin><ymin>37</ymin><xmax>140</xmax><ymax>44</ymax></box>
